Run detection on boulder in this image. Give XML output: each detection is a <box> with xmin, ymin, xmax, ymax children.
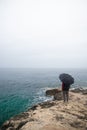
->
<box><xmin>54</xmin><ymin>92</ymin><xmax>62</xmax><ymax>100</ymax></box>
<box><xmin>46</xmin><ymin>89</ymin><xmax>61</xmax><ymax>96</ymax></box>
<box><xmin>46</xmin><ymin>89</ymin><xmax>62</xmax><ymax>100</ymax></box>
<box><xmin>70</xmin><ymin>87</ymin><xmax>87</xmax><ymax>94</ymax></box>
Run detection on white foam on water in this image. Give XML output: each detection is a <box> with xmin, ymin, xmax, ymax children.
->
<box><xmin>33</xmin><ymin>87</ymin><xmax>53</xmax><ymax>104</ymax></box>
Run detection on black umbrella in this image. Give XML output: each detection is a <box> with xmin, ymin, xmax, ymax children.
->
<box><xmin>59</xmin><ymin>73</ymin><xmax>74</xmax><ymax>85</ymax></box>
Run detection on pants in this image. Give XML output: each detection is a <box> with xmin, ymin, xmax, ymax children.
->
<box><xmin>63</xmin><ymin>91</ymin><xmax>69</xmax><ymax>102</ymax></box>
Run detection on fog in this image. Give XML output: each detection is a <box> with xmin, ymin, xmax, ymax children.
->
<box><xmin>0</xmin><ymin>0</ymin><xmax>87</xmax><ymax>68</ymax></box>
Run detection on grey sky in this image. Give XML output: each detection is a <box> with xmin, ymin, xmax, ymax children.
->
<box><xmin>0</xmin><ymin>0</ymin><xmax>87</xmax><ymax>68</ymax></box>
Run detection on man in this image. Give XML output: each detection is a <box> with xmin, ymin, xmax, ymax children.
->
<box><xmin>62</xmin><ymin>82</ymin><xmax>70</xmax><ymax>102</ymax></box>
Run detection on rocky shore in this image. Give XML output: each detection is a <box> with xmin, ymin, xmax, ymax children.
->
<box><xmin>0</xmin><ymin>88</ymin><xmax>87</xmax><ymax>130</ymax></box>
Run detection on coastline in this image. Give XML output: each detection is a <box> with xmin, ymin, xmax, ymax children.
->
<box><xmin>0</xmin><ymin>88</ymin><xmax>87</xmax><ymax>130</ymax></box>
<box><xmin>0</xmin><ymin>68</ymin><xmax>87</xmax><ymax>129</ymax></box>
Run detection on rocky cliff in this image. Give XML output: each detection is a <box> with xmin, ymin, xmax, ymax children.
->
<box><xmin>0</xmin><ymin>88</ymin><xmax>87</xmax><ymax>130</ymax></box>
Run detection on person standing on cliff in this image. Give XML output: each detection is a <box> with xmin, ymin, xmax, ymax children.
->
<box><xmin>62</xmin><ymin>82</ymin><xmax>70</xmax><ymax>102</ymax></box>
<box><xmin>59</xmin><ymin>73</ymin><xmax>74</xmax><ymax>102</ymax></box>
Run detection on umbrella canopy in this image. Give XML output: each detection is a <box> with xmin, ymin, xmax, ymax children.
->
<box><xmin>59</xmin><ymin>73</ymin><xmax>74</xmax><ymax>85</ymax></box>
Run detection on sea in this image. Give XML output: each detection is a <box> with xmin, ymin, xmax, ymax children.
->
<box><xmin>0</xmin><ymin>68</ymin><xmax>87</xmax><ymax>126</ymax></box>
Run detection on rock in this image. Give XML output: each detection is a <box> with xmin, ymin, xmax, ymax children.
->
<box><xmin>1</xmin><ymin>89</ymin><xmax>87</xmax><ymax>130</ymax></box>
<box><xmin>70</xmin><ymin>87</ymin><xmax>83</xmax><ymax>93</ymax></box>
<box><xmin>70</xmin><ymin>87</ymin><xmax>87</xmax><ymax>94</ymax></box>
<box><xmin>7</xmin><ymin>127</ymin><xmax>16</xmax><ymax>130</ymax></box>
<box><xmin>39</xmin><ymin>101</ymin><xmax>56</xmax><ymax>108</ymax></box>
<box><xmin>46</xmin><ymin>89</ymin><xmax>61</xmax><ymax>96</ymax></box>
<box><xmin>1</xmin><ymin>121</ymin><xmax>10</xmax><ymax>130</ymax></box>
<box><xmin>82</xmin><ymin>89</ymin><xmax>87</xmax><ymax>95</ymax></box>
<box><xmin>46</xmin><ymin>88</ymin><xmax>62</xmax><ymax>100</ymax></box>
<box><xmin>16</xmin><ymin>121</ymin><xmax>28</xmax><ymax>130</ymax></box>
<box><xmin>28</xmin><ymin>105</ymin><xmax>38</xmax><ymax>111</ymax></box>
<box><xmin>54</xmin><ymin>92</ymin><xmax>62</xmax><ymax>100</ymax></box>
<box><xmin>41</xmin><ymin>124</ymin><xmax>69</xmax><ymax>130</ymax></box>
<box><xmin>1</xmin><ymin>113</ymin><xmax>29</xmax><ymax>130</ymax></box>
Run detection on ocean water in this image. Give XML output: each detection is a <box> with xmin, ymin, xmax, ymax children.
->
<box><xmin>0</xmin><ymin>68</ymin><xmax>87</xmax><ymax>126</ymax></box>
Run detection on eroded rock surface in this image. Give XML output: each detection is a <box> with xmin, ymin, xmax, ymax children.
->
<box><xmin>0</xmin><ymin>89</ymin><xmax>87</xmax><ymax>130</ymax></box>
<box><xmin>46</xmin><ymin>89</ymin><xmax>61</xmax><ymax>96</ymax></box>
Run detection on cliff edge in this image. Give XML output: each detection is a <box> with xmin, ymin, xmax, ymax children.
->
<box><xmin>0</xmin><ymin>89</ymin><xmax>87</xmax><ymax>130</ymax></box>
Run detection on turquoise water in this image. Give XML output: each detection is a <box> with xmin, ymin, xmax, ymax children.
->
<box><xmin>0</xmin><ymin>68</ymin><xmax>87</xmax><ymax>126</ymax></box>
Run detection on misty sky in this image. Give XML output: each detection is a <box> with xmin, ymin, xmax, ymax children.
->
<box><xmin>0</xmin><ymin>0</ymin><xmax>87</xmax><ymax>68</ymax></box>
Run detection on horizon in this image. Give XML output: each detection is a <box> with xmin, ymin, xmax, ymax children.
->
<box><xmin>0</xmin><ymin>67</ymin><xmax>87</xmax><ymax>70</ymax></box>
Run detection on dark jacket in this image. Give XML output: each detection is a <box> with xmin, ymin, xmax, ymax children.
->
<box><xmin>62</xmin><ymin>82</ymin><xmax>70</xmax><ymax>91</ymax></box>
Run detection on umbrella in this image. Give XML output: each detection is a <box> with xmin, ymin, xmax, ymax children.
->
<box><xmin>59</xmin><ymin>73</ymin><xmax>74</xmax><ymax>85</ymax></box>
